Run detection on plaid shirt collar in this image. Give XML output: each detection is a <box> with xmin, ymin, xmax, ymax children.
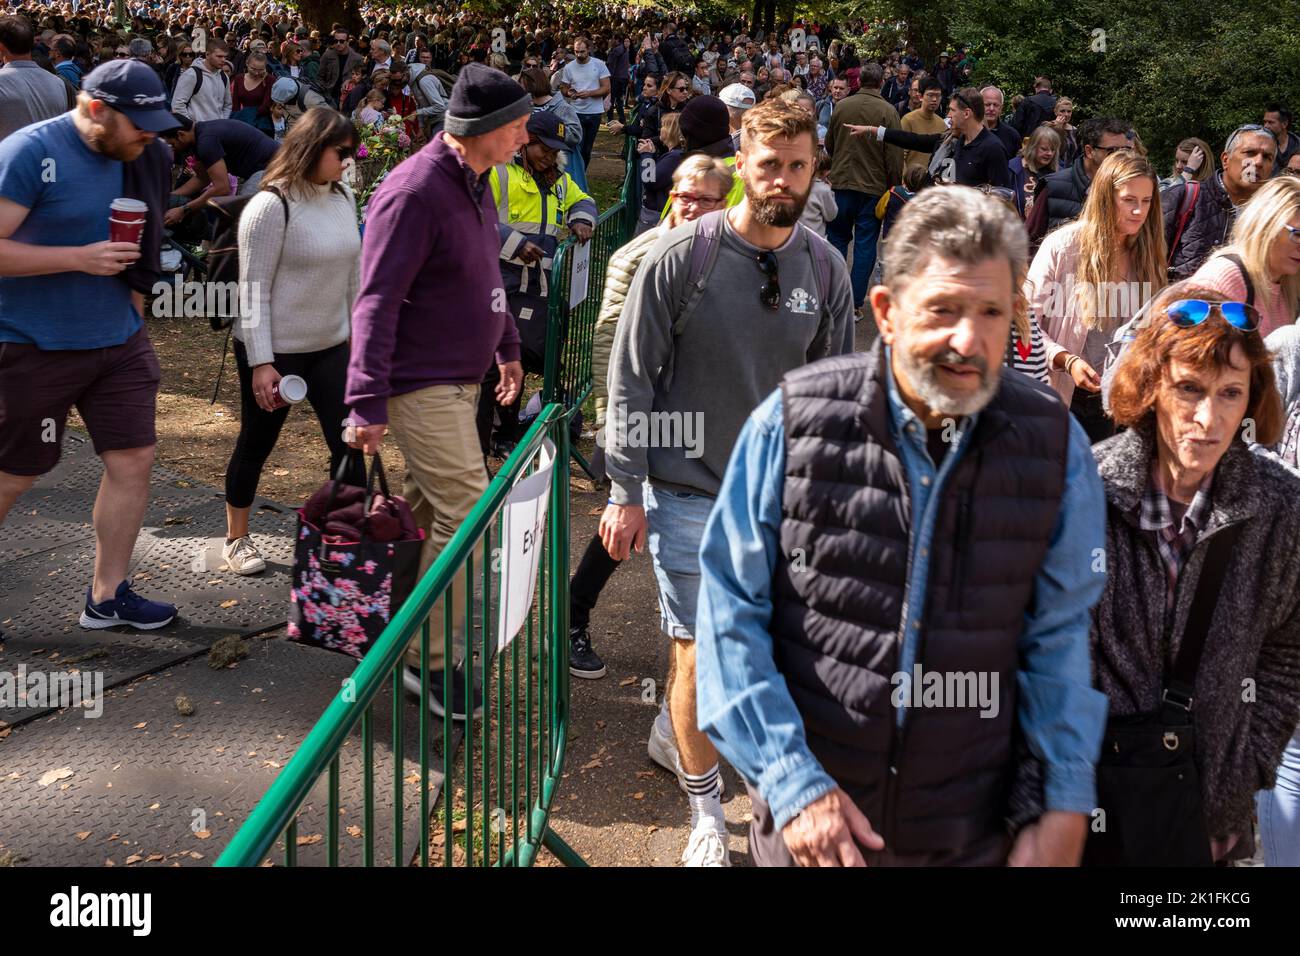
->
<box><xmin>1140</xmin><ymin>461</ymin><xmax>1215</xmax><ymax>610</ymax></box>
<box><xmin>1139</xmin><ymin>461</ymin><xmax>1214</xmax><ymax>536</ymax></box>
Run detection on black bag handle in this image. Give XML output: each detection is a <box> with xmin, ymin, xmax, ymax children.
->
<box><xmin>1220</xmin><ymin>253</ymin><xmax>1255</xmax><ymax>309</ymax></box>
<box><xmin>1161</xmin><ymin>522</ymin><xmax>1243</xmax><ymax>717</ymax></box>
<box><xmin>317</xmin><ymin>452</ymin><xmax>390</xmax><ymax>555</ymax></box>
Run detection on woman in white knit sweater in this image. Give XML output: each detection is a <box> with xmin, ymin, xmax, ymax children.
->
<box><xmin>221</xmin><ymin>107</ymin><xmax>363</xmax><ymax>575</ymax></box>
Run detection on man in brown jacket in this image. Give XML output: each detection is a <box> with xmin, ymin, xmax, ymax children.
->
<box><xmin>824</xmin><ymin>62</ymin><xmax>903</xmax><ymax>315</ymax></box>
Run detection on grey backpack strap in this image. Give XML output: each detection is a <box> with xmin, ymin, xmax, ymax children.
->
<box><xmin>1221</xmin><ymin>252</ymin><xmax>1255</xmax><ymax>309</ymax></box>
<box><xmin>673</xmin><ymin>210</ymin><xmax>725</xmax><ymax>335</ymax></box>
<box><xmin>799</xmin><ymin>223</ymin><xmax>833</xmax><ymax>309</ymax></box>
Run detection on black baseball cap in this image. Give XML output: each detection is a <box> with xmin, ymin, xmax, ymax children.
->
<box><xmin>527</xmin><ymin>111</ymin><xmax>568</xmax><ymax>151</ymax></box>
<box><xmin>81</xmin><ymin>60</ymin><xmax>181</xmax><ymax>133</ymax></box>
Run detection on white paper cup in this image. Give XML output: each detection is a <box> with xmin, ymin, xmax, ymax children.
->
<box><xmin>277</xmin><ymin>374</ymin><xmax>308</xmax><ymax>405</ymax></box>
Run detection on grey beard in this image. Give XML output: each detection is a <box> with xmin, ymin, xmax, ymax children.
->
<box><xmin>895</xmin><ymin>343</ymin><xmax>1002</xmax><ymax>418</ymax></box>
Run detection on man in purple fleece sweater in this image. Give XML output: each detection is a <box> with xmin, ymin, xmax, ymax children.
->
<box><xmin>346</xmin><ymin>63</ymin><xmax>531</xmax><ymax>721</ymax></box>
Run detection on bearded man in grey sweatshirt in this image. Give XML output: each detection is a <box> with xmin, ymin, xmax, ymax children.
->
<box><xmin>601</xmin><ymin>97</ymin><xmax>855</xmax><ymax>867</ymax></box>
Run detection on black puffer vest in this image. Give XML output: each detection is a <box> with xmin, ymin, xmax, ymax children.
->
<box><xmin>749</xmin><ymin>344</ymin><xmax>1070</xmax><ymax>865</ymax></box>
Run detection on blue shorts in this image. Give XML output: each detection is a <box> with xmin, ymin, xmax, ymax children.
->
<box><xmin>644</xmin><ymin>482</ymin><xmax>716</xmax><ymax>641</ymax></box>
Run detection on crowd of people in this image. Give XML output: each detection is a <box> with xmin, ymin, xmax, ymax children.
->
<box><xmin>3</xmin><ymin>1</ymin><xmax>1300</xmax><ymax>871</ymax></box>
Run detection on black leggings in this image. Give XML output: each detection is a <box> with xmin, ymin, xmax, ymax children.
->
<box><xmin>225</xmin><ymin>339</ymin><xmax>364</xmax><ymax>509</ymax></box>
<box><xmin>570</xmin><ymin>532</ymin><xmax>621</xmax><ymax>632</ymax></box>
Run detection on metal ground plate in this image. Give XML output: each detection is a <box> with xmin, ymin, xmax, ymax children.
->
<box><xmin>0</xmin><ymin>635</ymin><xmax>442</xmax><ymax>867</ymax></box>
<box><xmin>0</xmin><ymin>433</ymin><xmax>298</xmax><ymax>726</ymax></box>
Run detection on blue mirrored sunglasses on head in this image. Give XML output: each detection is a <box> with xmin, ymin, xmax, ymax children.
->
<box><xmin>1166</xmin><ymin>299</ymin><xmax>1260</xmax><ymax>332</ymax></box>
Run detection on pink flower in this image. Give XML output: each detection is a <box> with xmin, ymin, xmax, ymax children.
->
<box><xmin>356</xmin><ymin>144</ymin><xmax>369</xmax><ymax>159</ymax></box>
<box><xmin>397</xmin><ymin>133</ymin><xmax>411</xmax><ymax>149</ymax></box>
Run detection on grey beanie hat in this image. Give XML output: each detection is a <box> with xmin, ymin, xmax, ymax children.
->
<box><xmin>444</xmin><ymin>62</ymin><xmax>531</xmax><ymax>137</ymax></box>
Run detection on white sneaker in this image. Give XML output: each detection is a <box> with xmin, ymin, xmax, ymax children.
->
<box><xmin>646</xmin><ymin>719</ymin><xmax>724</xmax><ymax>796</ymax></box>
<box><xmin>222</xmin><ymin>535</ymin><xmax>267</xmax><ymax>575</ymax></box>
<box><xmin>681</xmin><ymin>819</ymin><xmax>731</xmax><ymax>867</ymax></box>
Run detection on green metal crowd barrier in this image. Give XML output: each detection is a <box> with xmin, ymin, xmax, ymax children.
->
<box><xmin>542</xmin><ymin>140</ymin><xmax>639</xmax><ymax>477</ymax></box>
<box><xmin>216</xmin><ymin>404</ymin><xmax>583</xmax><ymax>867</ymax></box>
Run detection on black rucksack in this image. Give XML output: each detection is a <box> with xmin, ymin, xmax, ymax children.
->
<box><xmin>203</xmin><ymin>185</ymin><xmax>288</xmax><ymax>331</ymax></box>
<box><xmin>182</xmin><ymin>64</ymin><xmax>229</xmax><ymax>112</ymax></box>
<box><xmin>283</xmin><ymin>75</ymin><xmax>339</xmax><ymax>111</ymax></box>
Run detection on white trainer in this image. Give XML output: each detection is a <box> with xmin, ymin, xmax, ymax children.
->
<box><xmin>647</xmin><ymin>719</ymin><xmax>724</xmax><ymax>795</ymax></box>
<box><xmin>681</xmin><ymin>819</ymin><xmax>731</xmax><ymax>867</ymax></box>
<box><xmin>222</xmin><ymin>535</ymin><xmax>267</xmax><ymax>575</ymax></box>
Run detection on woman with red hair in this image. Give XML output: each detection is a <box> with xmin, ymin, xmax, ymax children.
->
<box><xmin>1087</xmin><ymin>286</ymin><xmax>1300</xmax><ymax>865</ymax></box>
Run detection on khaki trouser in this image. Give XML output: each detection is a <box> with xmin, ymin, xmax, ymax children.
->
<box><xmin>387</xmin><ymin>383</ymin><xmax>487</xmax><ymax>673</ymax></box>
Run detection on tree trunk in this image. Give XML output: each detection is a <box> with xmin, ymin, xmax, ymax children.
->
<box><xmin>294</xmin><ymin>0</ymin><xmax>362</xmax><ymax>37</ymax></box>
<box><xmin>751</xmin><ymin>0</ymin><xmax>763</xmax><ymax>36</ymax></box>
<box><xmin>764</xmin><ymin>0</ymin><xmax>777</xmax><ymax>35</ymax></box>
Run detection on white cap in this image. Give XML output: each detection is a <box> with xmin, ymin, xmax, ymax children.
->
<box><xmin>719</xmin><ymin>83</ymin><xmax>756</xmax><ymax>110</ymax></box>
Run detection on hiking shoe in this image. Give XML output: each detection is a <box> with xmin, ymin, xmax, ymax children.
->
<box><xmin>403</xmin><ymin>664</ymin><xmax>484</xmax><ymax>722</ymax></box>
<box><xmin>569</xmin><ymin>626</ymin><xmax>607</xmax><ymax>679</ymax></box>
<box><xmin>80</xmin><ymin>580</ymin><xmax>177</xmax><ymax>631</ymax></box>
<box><xmin>681</xmin><ymin>819</ymin><xmax>731</xmax><ymax>867</ymax></box>
<box><xmin>647</xmin><ymin>717</ymin><xmax>724</xmax><ymax>796</ymax></box>
<box><xmin>222</xmin><ymin>535</ymin><xmax>266</xmax><ymax>575</ymax></box>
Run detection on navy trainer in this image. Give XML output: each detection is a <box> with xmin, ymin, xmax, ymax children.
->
<box><xmin>80</xmin><ymin>580</ymin><xmax>177</xmax><ymax>631</ymax></box>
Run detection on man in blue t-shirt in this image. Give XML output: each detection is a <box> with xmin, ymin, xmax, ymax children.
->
<box><xmin>0</xmin><ymin>59</ymin><xmax>180</xmax><ymax>631</ymax></box>
<box><xmin>558</xmin><ymin>36</ymin><xmax>609</xmax><ymax>168</ymax></box>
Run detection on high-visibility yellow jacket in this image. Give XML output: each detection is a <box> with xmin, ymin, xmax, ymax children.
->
<box><xmin>489</xmin><ymin>161</ymin><xmax>597</xmax><ymax>297</ymax></box>
<box><xmin>660</xmin><ymin>153</ymin><xmax>744</xmax><ymax>221</ymax></box>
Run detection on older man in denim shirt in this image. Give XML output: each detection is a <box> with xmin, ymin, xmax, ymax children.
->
<box><xmin>695</xmin><ymin>187</ymin><xmax>1109</xmax><ymax>867</ymax></box>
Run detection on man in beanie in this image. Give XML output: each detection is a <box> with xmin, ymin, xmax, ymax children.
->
<box><xmin>603</xmin><ymin>98</ymin><xmax>855</xmax><ymax>865</ymax></box>
<box><xmin>0</xmin><ymin>59</ymin><xmax>180</xmax><ymax>631</ymax></box>
<box><xmin>656</xmin><ymin>94</ymin><xmax>743</xmax><ymax>220</ymax></box>
<box><xmin>346</xmin><ymin>62</ymin><xmax>531</xmax><ymax>721</ymax></box>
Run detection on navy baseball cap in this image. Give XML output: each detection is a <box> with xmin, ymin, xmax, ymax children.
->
<box><xmin>81</xmin><ymin>60</ymin><xmax>181</xmax><ymax>133</ymax></box>
<box><xmin>527</xmin><ymin>111</ymin><xmax>568</xmax><ymax>151</ymax></box>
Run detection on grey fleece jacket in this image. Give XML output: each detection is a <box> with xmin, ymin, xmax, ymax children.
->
<box><xmin>1090</xmin><ymin>426</ymin><xmax>1300</xmax><ymax>845</ymax></box>
<box><xmin>606</xmin><ymin>212</ymin><xmax>855</xmax><ymax>505</ymax></box>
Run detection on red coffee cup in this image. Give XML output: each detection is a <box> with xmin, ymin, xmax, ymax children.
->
<box><xmin>109</xmin><ymin>198</ymin><xmax>148</xmax><ymax>244</ymax></box>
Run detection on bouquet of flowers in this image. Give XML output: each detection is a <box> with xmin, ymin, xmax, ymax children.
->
<box><xmin>353</xmin><ymin>114</ymin><xmax>415</xmax><ymax>218</ymax></box>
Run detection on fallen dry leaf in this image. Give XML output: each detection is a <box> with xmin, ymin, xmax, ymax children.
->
<box><xmin>220</xmin><ymin>599</ymin><xmax>239</xmax><ymax>609</ymax></box>
<box><xmin>262</xmin><ymin>760</ymin><xmax>282</xmax><ymax>769</ymax></box>
<box><xmin>189</xmin><ymin>852</ymin><xmax>204</xmax><ymax>860</ymax></box>
<box><xmin>618</xmin><ymin>677</ymin><xmax>637</xmax><ymax>687</ymax></box>
<box><xmin>132</xmin><ymin>722</ymin><xmax>147</xmax><ymax>730</ymax></box>
<box><xmin>124</xmin><ymin>853</ymin><xmax>143</xmax><ymax>865</ymax></box>
<box><xmin>632</xmin><ymin>792</ymin><xmax>645</xmax><ymax>800</ymax></box>
<box><xmin>75</xmin><ymin>831</ymin><xmax>91</xmax><ymax>841</ymax></box>
<box><xmin>146</xmin><ymin>853</ymin><xmax>164</xmax><ymax>862</ymax></box>
<box><xmin>580</xmin><ymin>759</ymin><xmax>602</xmax><ymax>770</ymax></box>
<box><xmin>193</xmin><ymin>830</ymin><xmax>212</xmax><ymax>840</ymax></box>
<box><xmin>635</xmin><ymin>770</ymin><xmax>655</xmax><ymax>779</ymax></box>
<box><xmin>148</xmin><ymin>803</ymin><xmax>160</xmax><ymax>810</ymax></box>
<box><xmin>345</xmin><ymin>825</ymin><xmax>362</xmax><ymax>838</ymax></box>
<box><xmin>37</xmin><ymin>767</ymin><xmax>73</xmax><ymax>787</ymax></box>
<box><xmin>296</xmin><ymin>833</ymin><xmax>323</xmax><ymax>846</ymax></box>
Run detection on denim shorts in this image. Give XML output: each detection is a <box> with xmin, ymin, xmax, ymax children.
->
<box><xmin>644</xmin><ymin>481</ymin><xmax>716</xmax><ymax>641</ymax></box>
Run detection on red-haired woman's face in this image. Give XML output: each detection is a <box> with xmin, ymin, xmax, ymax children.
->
<box><xmin>1155</xmin><ymin>343</ymin><xmax>1250</xmax><ymax>481</ymax></box>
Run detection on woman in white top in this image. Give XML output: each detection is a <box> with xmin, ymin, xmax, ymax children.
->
<box><xmin>221</xmin><ymin>107</ymin><xmax>364</xmax><ymax>575</ymax></box>
<box><xmin>1024</xmin><ymin>151</ymin><xmax>1167</xmax><ymax>442</ymax></box>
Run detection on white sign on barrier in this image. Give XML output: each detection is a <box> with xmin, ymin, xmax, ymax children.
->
<box><xmin>569</xmin><ymin>240</ymin><xmax>591</xmax><ymax>309</ymax></box>
<box><xmin>496</xmin><ymin>439</ymin><xmax>557</xmax><ymax>653</ymax></box>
